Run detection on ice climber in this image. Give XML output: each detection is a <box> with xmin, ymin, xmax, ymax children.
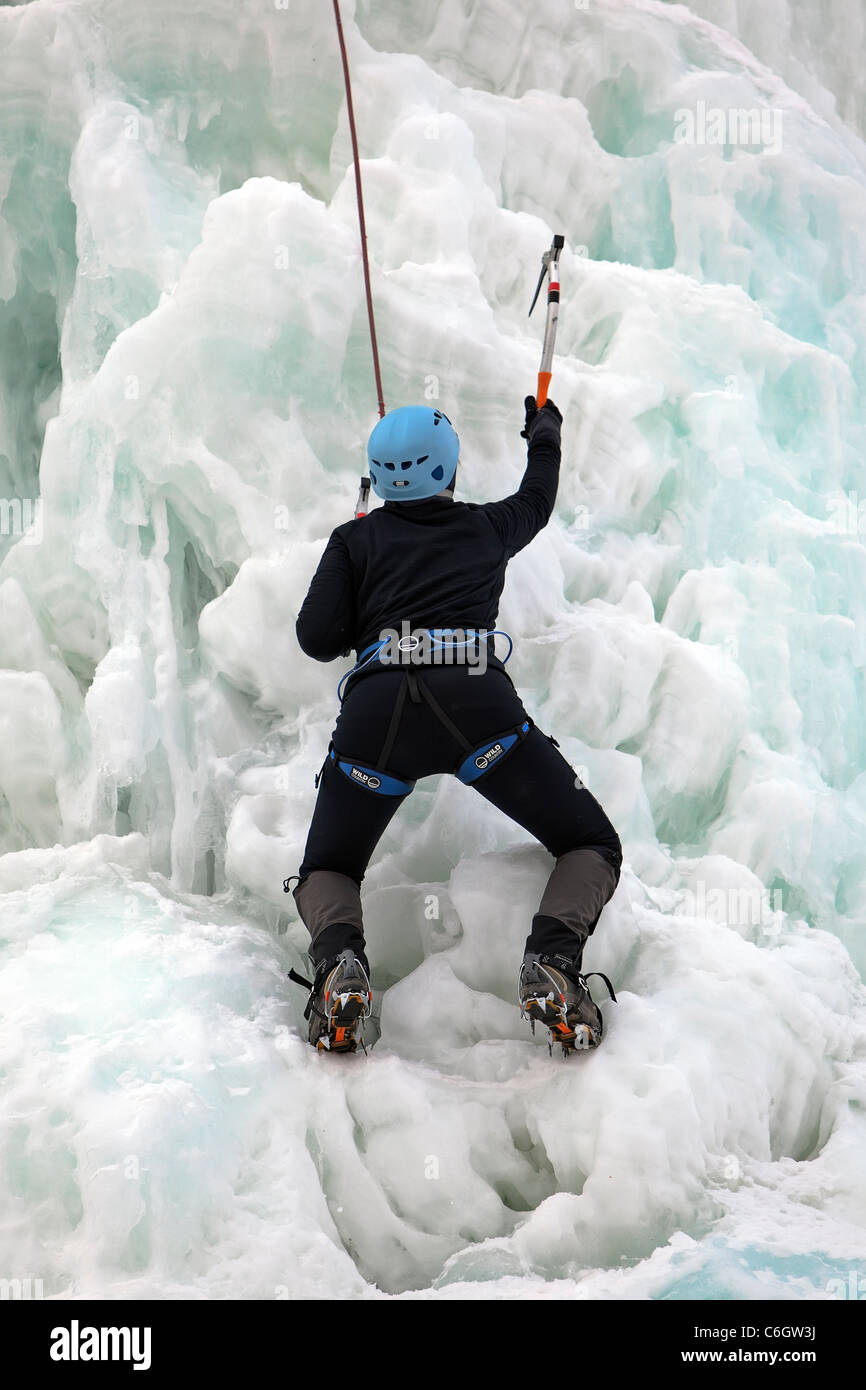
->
<box><xmin>287</xmin><ymin>397</ymin><xmax>622</xmax><ymax>1054</ymax></box>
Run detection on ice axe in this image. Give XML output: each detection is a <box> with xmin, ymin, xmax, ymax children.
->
<box><xmin>528</xmin><ymin>233</ymin><xmax>564</xmax><ymax>407</ymax></box>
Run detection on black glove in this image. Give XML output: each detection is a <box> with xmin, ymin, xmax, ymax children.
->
<box><xmin>520</xmin><ymin>395</ymin><xmax>562</xmax><ymax>439</ymax></box>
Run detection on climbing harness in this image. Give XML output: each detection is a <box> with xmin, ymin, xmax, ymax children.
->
<box><xmin>326</xmin><ymin>660</ymin><xmax>534</xmax><ymax>802</ymax></box>
<box><xmin>337</xmin><ymin>627</ymin><xmax>514</xmax><ymax>702</ymax></box>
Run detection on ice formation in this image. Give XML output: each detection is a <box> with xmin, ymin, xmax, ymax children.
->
<box><xmin>0</xmin><ymin>0</ymin><xmax>865</xmax><ymax>1298</ymax></box>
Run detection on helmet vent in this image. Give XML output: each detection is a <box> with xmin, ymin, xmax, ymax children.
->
<box><xmin>416</xmin><ymin>455</ymin><xmax>429</xmax><ymax>466</ymax></box>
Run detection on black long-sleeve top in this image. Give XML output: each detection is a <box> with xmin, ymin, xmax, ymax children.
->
<box><xmin>296</xmin><ymin>407</ymin><xmax>562</xmax><ymax>669</ymax></box>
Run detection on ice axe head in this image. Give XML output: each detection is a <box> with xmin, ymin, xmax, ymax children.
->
<box><xmin>528</xmin><ymin>233</ymin><xmax>565</xmax><ymax>317</ymax></box>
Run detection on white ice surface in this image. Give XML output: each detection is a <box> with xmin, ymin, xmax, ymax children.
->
<box><xmin>0</xmin><ymin>0</ymin><xmax>864</xmax><ymax>1298</ymax></box>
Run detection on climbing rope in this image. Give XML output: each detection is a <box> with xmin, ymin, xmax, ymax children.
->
<box><xmin>333</xmin><ymin>1</ymin><xmax>385</xmax><ymax>517</ymax></box>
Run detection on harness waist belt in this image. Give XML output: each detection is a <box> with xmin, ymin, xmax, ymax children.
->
<box><xmin>357</xmin><ymin>628</ymin><xmax>506</xmax><ymax>665</ymax></box>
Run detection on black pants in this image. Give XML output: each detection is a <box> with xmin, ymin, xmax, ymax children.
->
<box><xmin>295</xmin><ymin>665</ymin><xmax>622</xmax><ymax>970</ymax></box>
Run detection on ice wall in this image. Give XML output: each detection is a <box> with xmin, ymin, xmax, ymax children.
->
<box><xmin>0</xmin><ymin>0</ymin><xmax>864</xmax><ymax>1299</ymax></box>
<box><xmin>668</xmin><ymin>0</ymin><xmax>866</xmax><ymax>142</ymax></box>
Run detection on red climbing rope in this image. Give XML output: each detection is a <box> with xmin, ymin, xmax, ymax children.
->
<box><xmin>333</xmin><ymin>0</ymin><xmax>386</xmax><ymax>422</ymax></box>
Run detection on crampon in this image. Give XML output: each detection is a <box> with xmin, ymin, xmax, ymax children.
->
<box><xmin>289</xmin><ymin>949</ymin><xmax>373</xmax><ymax>1053</ymax></box>
<box><xmin>518</xmin><ymin>952</ymin><xmax>616</xmax><ymax>1058</ymax></box>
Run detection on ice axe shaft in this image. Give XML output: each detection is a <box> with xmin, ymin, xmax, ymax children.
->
<box><xmin>528</xmin><ymin>234</ymin><xmax>564</xmax><ymax>407</ymax></box>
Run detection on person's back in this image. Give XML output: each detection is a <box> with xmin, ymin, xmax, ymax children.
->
<box><xmin>289</xmin><ymin>398</ymin><xmax>622</xmax><ymax>1056</ymax></box>
<box><xmin>296</xmin><ymin>403</ymin><xmax>561</xmax><ymax>669</ymax></box>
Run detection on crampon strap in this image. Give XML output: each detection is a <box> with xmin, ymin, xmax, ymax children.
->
<box><xmin>584</xmin><ymin>971</ymin><xmax>617</xmax><ymax>1003</ymax></box>
<box><xmin>287</xmin><ymin>966</ymin><xmax>319</xmax><ymax>1021</ymax></box>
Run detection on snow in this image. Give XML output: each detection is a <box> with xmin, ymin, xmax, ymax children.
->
<box><xmin>0</xmin><ymin>0</ymin><xmax>865</xmax><ymax>1299</ymax></box>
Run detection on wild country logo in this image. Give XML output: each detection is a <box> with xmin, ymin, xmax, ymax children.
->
<box><xmin>475</xmin><ymin>743</ymin><xmax>504</xmax><ymax>770</ymax></box>
<box><xmin>350</xmin><ymin>767</ymin><xmax>381</xmax><ymax>789</ymax></box>
<box><xmin>674</xmin><ymin>101</ymin><xmax>783</xmax><ymax>155</ymax></box>
<box><xmin>50</xmin><ymin>1319</ymin><xmax>152</xmax><ymax>1371</ymax></box>
<box><xmin>378</xmin><ymin>622</ymin><xmax>488</xmax><ymax>675</ymax></box>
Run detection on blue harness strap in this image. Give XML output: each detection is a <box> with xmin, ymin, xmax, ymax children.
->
<box><xmin>326</xmin><ymin>655</ymin><xmax>531</xmax><ymax>799</ymax></box>
<box><xmin>456</xmin><ymin>723</ymin><xmax>531</xmax><ymax>784</ymax></box>
<box><xmin>338</xmin><ymin>638</ymin><xmax>389</xmax><ymax>703</ymax></box>
<box><xmin>339</xmin><ymin>628</ymin><xmax>513</xmax><ymax>702</ymax></box>
<box><xmin>356</xmin><ymin>628</ymin><xmax>512</xmax><ymax>665</ymax></box>
<box><xmin>329</xmin><ymin>672</ymin><xmax>417</xmax><ymax>798</ymax></box>
<box><xmin>331</xmin><ymin>748</ymin><xmax>415</xmax><ymax>797</ymax></box>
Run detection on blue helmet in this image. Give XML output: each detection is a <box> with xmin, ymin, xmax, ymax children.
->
<box><xmin>367</xmin><ymin>406</ymin><xmax>459</xmax><ymax>501</ymax></box>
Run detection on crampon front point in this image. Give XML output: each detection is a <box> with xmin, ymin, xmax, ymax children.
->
<box><xmin>519</xmin><ymin>954</ymin><xmax>616</xmax><ymax>1058</ymax></box>
<box><xmin>289</xmin><ymin>949</ymin><xmax>373</xmax><ymax>1054</ymax></box>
